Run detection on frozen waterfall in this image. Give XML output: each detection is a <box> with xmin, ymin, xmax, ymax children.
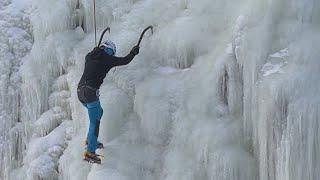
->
<box><xmin>0</xmin><ymin>0</ymin><xmax>319</xmax><ymax>180</ymax></box>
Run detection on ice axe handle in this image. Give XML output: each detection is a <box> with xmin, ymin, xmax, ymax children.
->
<box><xmin>137</xmin><ymin>26</ymin><xmax>153</xmax><ymax>47</ymax></box>
<box><xmin>97</xmin><ymin>27</ymin><xmax>111</xmax><ymax>47</ymax></box>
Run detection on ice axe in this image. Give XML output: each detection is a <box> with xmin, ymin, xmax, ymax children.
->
<box><xmin>97</xmin><ymin>27</ymin><xmax>111</xmax><ymax>47</ymax></box>
<box><xmin>136</xmin><ymin>26</ymin><xmax>153</xmax><ymax>47</ymax></box>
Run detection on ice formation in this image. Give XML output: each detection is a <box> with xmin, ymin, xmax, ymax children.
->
<box><xmin>0</xmin><ymin>0</ymin><xmax>319</xmax><ymax>180</ymax></box>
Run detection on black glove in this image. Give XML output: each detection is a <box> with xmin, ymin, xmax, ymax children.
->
<box><xmin>92</xmin><ymin>47</ymin><xmax>102</xmax><ymax>54</ymax></box>
<box><xmin>130</xmin><ymin>46</ymin><xmax>140</xmax><ymax>56</ymax></box>
<box><xmin>87</xmin><ymin>47</ymin><xmax>102</xmax><ymax>57</ymax></box>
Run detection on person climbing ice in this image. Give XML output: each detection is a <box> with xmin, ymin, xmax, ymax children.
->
<box><xmin>77</xmin><ymin>40</ymin><xmax>140</xmax><ymax>164</ymax></box>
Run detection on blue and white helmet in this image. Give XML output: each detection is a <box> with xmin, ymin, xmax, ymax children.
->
<box><xmin>100</xmin><ymin>40</ymin><xmax>116</xmax><ymax>55</ymax></box>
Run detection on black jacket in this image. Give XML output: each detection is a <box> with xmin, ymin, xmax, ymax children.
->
<box><xmin>78</xmin><ymin>47</ymin><xmax>136</xmax><ymax>89</ymax></box>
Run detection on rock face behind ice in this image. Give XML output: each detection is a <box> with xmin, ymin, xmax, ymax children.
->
<box><xmin>1</xmin><ymin>0</ymin><xmax>320</xmax><ymax>180</ymax></box>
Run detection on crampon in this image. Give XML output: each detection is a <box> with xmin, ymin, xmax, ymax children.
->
<box><xmin>83</xmin><ymin>151</ymin><xmax>103</xmax><ymax>164</ymax></box>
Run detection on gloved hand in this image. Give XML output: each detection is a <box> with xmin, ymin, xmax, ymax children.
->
<box><xmin>87</xmin><ymin>47</ymin><xmax>102</xmax><ymax>57</ymax></box>
<box><xmin>85</xmin><ymin>47</ymin><xmax>102</xmax><ymax>60</ymax></box>
<box><xmin>92</xmin><ymin>47</ymin><xmax>102</xmax><ymax>54</ymax></box>
<box><xmin>130</xmin><ymin>46</ymin><xmax>140</xmax><ymax>56</ymax></box>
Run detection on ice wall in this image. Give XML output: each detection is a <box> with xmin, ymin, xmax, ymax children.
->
<box><xmin>237</xmin><ymin>1</ymin><xmax>320</xmax><ymax>179</ymax></box>
<box><xmin>0</xmin><ymin>0</ymin><xmax>75</xmax><ymax>179</ymax></box>
<box><xmin>0</xmin><ymin>0</ymin><xmax>33</xmax><ymax>179</ymax></box>
<box><xmin>0</xmin><ymin>0</ymin><xmax>319</xmax><ymax>180</ymax></box>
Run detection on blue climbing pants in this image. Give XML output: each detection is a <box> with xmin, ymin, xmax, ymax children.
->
<box><xmin>82</xmin><ymin>100</ymin><xmax>103</xmax><ymax>153</ymax></box>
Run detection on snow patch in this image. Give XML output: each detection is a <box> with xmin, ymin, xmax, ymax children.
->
<box><xmin>269</xmin><ymin>48</ymin><xmax>289</xmax><ymax>58</ymax></box>
<box><xmin>261</xmin><ymin>62</ymin><xmax>284</xmax><ymax>77</ymax></box>
<box><xmin>261</xmin><ymin>48</ymin><xmax>290</xmax><ymax>77</ymax></box>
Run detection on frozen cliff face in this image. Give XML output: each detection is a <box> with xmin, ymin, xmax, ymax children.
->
<box><xmin>0</xmin><ymin>0</ymin><xmax>74</xmax><ymax>179</ymax></box>
<box><xmin>0</xmin><ymin>0</ymin><xmax>319</xmax><ymax>180</ymax></box>
<box><xmin>0</xmin><ymin>0</ymin><xmax>33</xmax><ymax>179</ymax></box>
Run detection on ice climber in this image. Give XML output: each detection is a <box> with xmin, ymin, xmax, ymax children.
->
<box><xmin>77</xmin><ymin>40</ymin><xmax>140</xmax><ymax>164</ymax></box>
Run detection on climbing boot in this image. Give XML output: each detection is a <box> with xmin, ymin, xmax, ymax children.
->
<box><xmin>83</xmin><ymin>151</ymin><xmax>102</xmax><ymax>164</ymax></box>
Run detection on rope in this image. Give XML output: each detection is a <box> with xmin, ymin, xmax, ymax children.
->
<box><xmin>93</xmin><ymin>0</ymin><xmax>97</xmax><ymax>46</ymax></box>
